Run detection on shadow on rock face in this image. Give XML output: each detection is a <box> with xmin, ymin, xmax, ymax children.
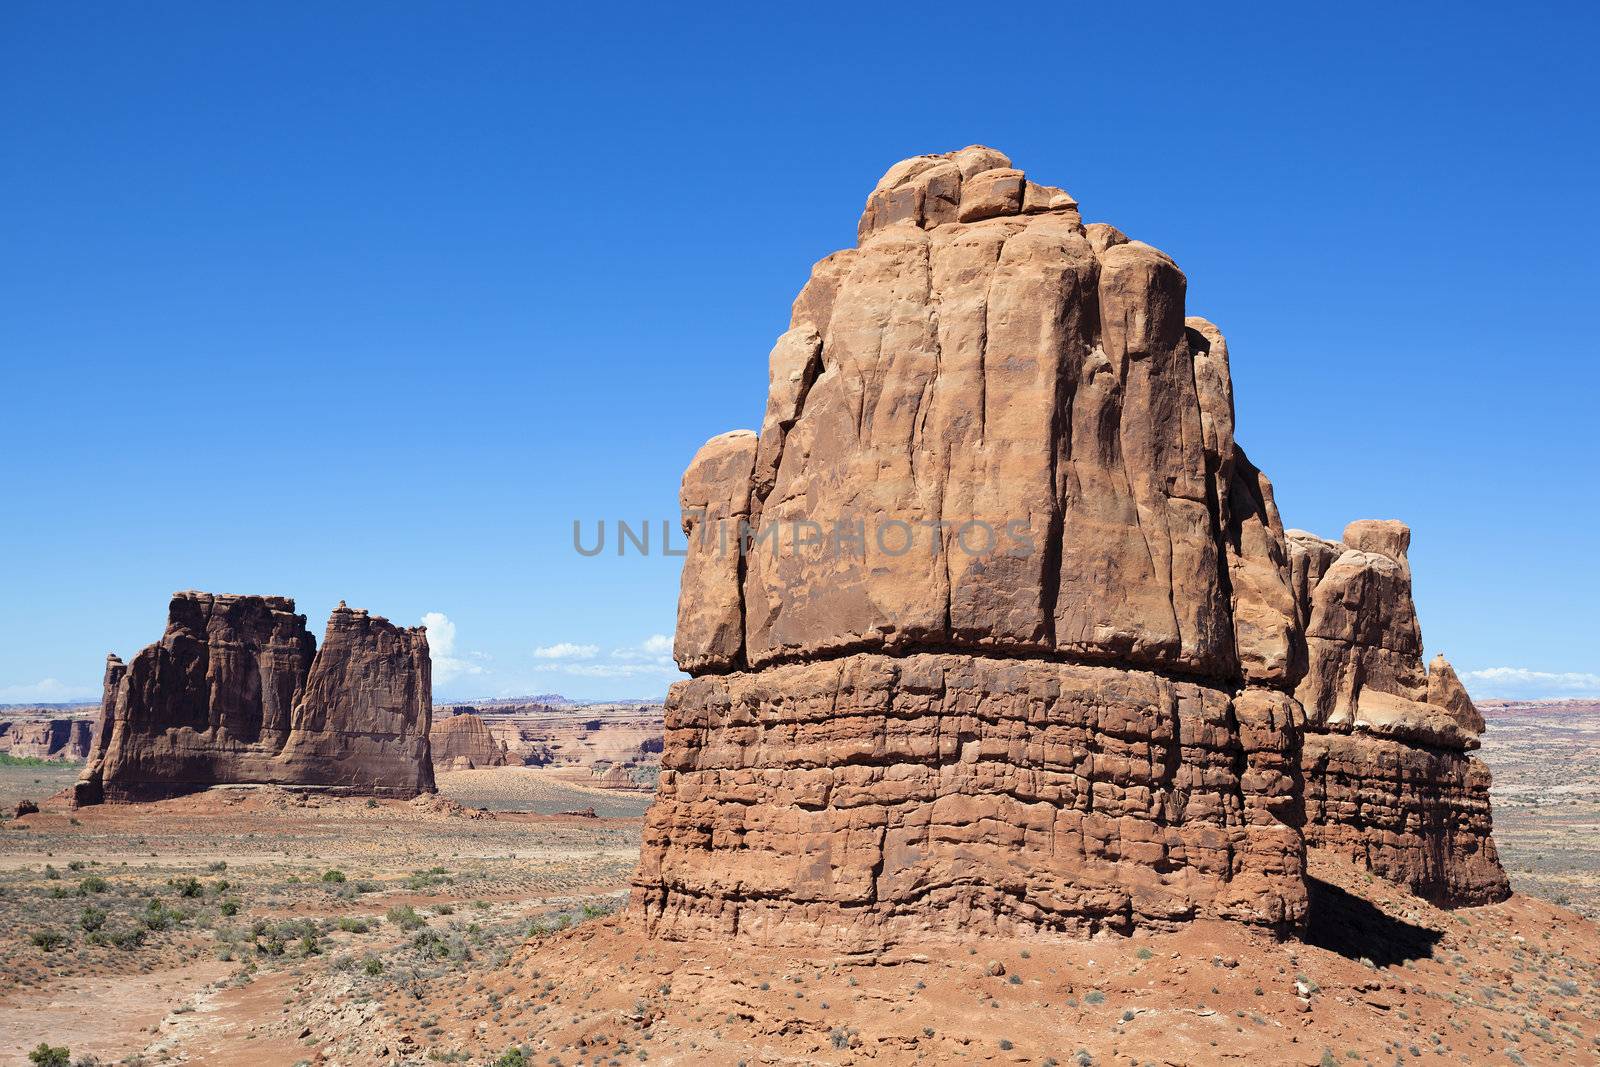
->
<box><xmin>1303</xmin><ymin>876</ymin><xmax>1443</xmax><ymax>966</ymax></box>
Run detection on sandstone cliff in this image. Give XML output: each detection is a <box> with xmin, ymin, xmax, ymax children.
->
<box><xmin>632</xmin><ymin>146</ymin><xmax>1506</xmax><ymax>948</ymax></box>
<box><xmin>75</xmin><ymin>593</ymin><xmax>435</xmax><ymax>804</ymax></box>
<box><xmin>0</xmin><ymin>717</ymin><xmax>93</xmax><ymax>761</ymax></box>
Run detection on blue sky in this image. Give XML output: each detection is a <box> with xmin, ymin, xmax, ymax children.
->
<box><xmin>3</xmin><ymin>3</ymin><xmax>1597</xmax><ymax>703</ymax></box>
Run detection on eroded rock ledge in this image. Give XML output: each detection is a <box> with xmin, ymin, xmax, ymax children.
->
<box><xmin>75</xmin><ymin>591</ymin><xmax>435</xmax><ymax>805</ymax></box>
<box><xmin>632</xmin><ymin>146</ymin><xmax>1507</xmax><ymax>944</ymax></box>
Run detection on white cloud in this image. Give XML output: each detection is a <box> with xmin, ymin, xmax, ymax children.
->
<box><xmin>533</xmin><ymin>642</ymin><xmax>600</xmax><ymax>660</ymax></box>
<box><xmin>532</xmin><ymin>635</ymin><xmax>680</xmax><ymax>678</ymax></box>
<box><xmin>0</xmin><ymin>678</ymin><xmax>98</xmax><ymax>704</ymax></box>
<box><xmin>610</xmin><ymin>634</ymin><xmax>674</xmax><ymax>663</ymax></box>
<box><xmin>532</xmin><ymin>661</ymin><xmax>680</xmax><ymax>679</ymax></box>
<box><xmin>1460</xmin><ymin>667</ymin><xmax>1600</xmax><ymax>700</ymax></box>
<box><xmin>420</xmin><ymin>612</ymin><xmax>486</xmax><ymax>685</ymax></box>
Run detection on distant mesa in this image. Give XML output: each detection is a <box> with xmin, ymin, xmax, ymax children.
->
<box><xmin>630</xmin><ymin>146</ymin><xmax>1507</xmax><ymax>949</ymax></box>
<box><xmin>0</xmin><ymin>717</ymin><xmax>93</xmax><ymax>761</ymax></box>
<box><xmin>74</xmin><ymin>591</ymin><xmax>435</xmax><ymax>805</ymax></box>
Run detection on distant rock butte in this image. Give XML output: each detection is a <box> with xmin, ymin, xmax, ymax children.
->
<box><xmin>631</xmin><ymin>146</ymin><xmax>1506</xmax><ymax>949</ymax></box>
<box><xmin>75</xmin><ymin>592</ymin><xmax>435</xmax><ymax>805</ymax></box>
<box><xmin>430</xmin><ymin>710</ymin><xmax>512</xmax><ymax>770</ymax></box>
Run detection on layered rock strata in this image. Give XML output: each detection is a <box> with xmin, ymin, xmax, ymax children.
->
<box><xmin>1290</xmin><ymin>525</ymin><xmax>1509</xmax><ymax>904</ymax></box>
<box><xmin>633</xmin><ymin>146</ymin><xmax>1508</xmax><ymax>946</ymax></box>
<box><xmin>75</xmin><ymin>593</ymin><xmax>435</xmax><ymax>805</ymax></box>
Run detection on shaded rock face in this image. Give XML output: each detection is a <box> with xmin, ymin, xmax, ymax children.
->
<box><xmin>0</xmin><ymin>718</ymin><xmax>94</xmax><ymax>761</ymax></box>
<box><xmin>635</xmin><ymin>146</ymin><xmax>1508</xmax><ymax>945</ymax></box>
<box><xmin>75</xmin><ymin>593</ymin><xmax>435</xmax><ymax>805</ymax></box>
<box><xmin>430</xmin><ymin>711</ymin><xmax>511</xmax><ymax>769</ymax></box>
<box><xmin>1288</xmin><ymin>524</ymin><xmax>1509</xmax><ymax>905</ymax></box>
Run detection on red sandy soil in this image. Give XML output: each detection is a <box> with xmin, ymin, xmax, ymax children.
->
<box><xmin>424</xmin><ymin>853</ymin><xmax>1600</xmax><ymax>1066</ymax></box>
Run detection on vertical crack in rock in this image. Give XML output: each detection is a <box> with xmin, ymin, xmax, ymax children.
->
<box><xmin>642</xmin><ymin>146</ymin><xmax>1507</xmax><ymax>949</ymax></box>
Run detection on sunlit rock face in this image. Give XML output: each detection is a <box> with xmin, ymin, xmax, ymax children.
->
<box><xmin>632</xmin><ymin>147</ymin><xmax>1504</xmax><ymax>948</ymax></box>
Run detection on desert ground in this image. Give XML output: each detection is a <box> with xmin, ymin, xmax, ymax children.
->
<box><xmin>3</xmin><ymin>705</ymin><xmax>1599</xmax><ymax>1066</ymax></box>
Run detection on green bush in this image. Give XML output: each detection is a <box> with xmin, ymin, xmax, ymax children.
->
<box><xmin>386</xmin><ymin>905</ymin><xmax>424</xmax><ymax>931</ymax></box>
<box><xmin>77</xmin><ymin>875</ymin><xmax>108</xmax><ymax>895</ymax></box>
<box><xmin>321</xmin><ymin>869</ymin><xmax>346</xmax><ymax>884</ymax></box>
<box><xmin>219</xmin><ymin>899</ymin><xmax>240</xmax><ymax>916</ymax></box>
<box><xmin>80</xmin><ymin>905</ymin><xmax>107</xmax><ymax>932</ymax></box>
<box><xmin>29</xmin><ymin>929</ymin><xmax>66</xmax><ymax>951</ymax></box>
<box><xmin>170</xmin><ymin>877</ymin><xmax>203</xmax><ymax>899</ymax></box>
<box><xmin>363</xmin><ymin>955</ymin><xmax>383</xmax><ymax>976</ymax></box>
<box><xmin>27</xmin><ymin>1043</ymin><xmax>70</xmax><ymax>1067</ymax></box>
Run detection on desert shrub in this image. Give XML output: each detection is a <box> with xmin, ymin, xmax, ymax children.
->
<box><xmin>219</xmin><ymin>899</ymin><xmax>240</xmax><ymax>916</ymax></box>
<box><xmin>321</xmin><ymin>869</ymin><xmax>346</xmax><ymax>884</ymax></box>
<box><xmin>77</xmin><ymin>875</ymin><xmax>107</xmax><ymax>895</ymax></box>
<box><xmin>44</xmin><ymin>864</ymin><xmax>61</xmax><ymax>880</ymax></box>
<box><xmin>79</xmin><ymin>905</ymin><xmax>106</xmax><ymax>932</ymax></box>
<box><xmin>493</xmin><ymin>1047</ymin><xmax>530</xmax><ymax>1067</ymax></box>
<box><xmin>363</xmin><ymin>955</ymin><xmax>383</xmax><ymax>976</ymax></box>
<box><xmin>336</xmin><ymin>917</ymin><xmax>369</xmax><ymax>933</ymax></box>
<box><xmin>1136</xmin><ymin>947</ymin><xmax>1154</xmax><ymax>960</ymax></box>
<box><xmin>169</xmin><ymin>876</ymin><xmax>203</xmax><ymax>899</ymax></box>
<box><xmin>207</xmin><ymin>860</ymin><xmax>227</xmax><ymax>872</ymax></box>
<box><xmin>1084</xmin><ymin>990</ymin><xmax>1105</xmax><ymax>1005</ymax></box>
<box><xmin>68</xmin><ymin>860</ymin><xmax>85</xmax><ymax>871</ymax></box>
<box><xmin>27</xmin><ymin>1044</ymin><xmax>70</xmax><ymax>1067</ymax></box>
<box><xmin>30</xmin><ymin>929</ymin><xmax>66</xmax><ymax>950</ymax></box>
<box><xmin>387</xmin><ymin>905</ymin><xmax>424</xmax><ymax>931</ymax></box>
<box><xmin>107</xmin><ymin>926</ymin><xmax>145</xmax><ymax>950</ymax></box>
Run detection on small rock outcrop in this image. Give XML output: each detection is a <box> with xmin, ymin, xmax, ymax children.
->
<box><xmin>430</xmin><ymin>711</ymin><xmax>511</xmax><ymax>769</ymax></box>
<box><xmin>1291</xmin><ymin>524</ymin><xmax>1509</xmax><ymax>905</ymax></box>
<box><xmin>75</xmin><ymin>593</ymin><xmax>435</xmax><ymax>805</ymax></box>
<box><xmin>631</xmin><ymin>146</ymin><xmax>1507</xmax><ymax>949</ymax></box>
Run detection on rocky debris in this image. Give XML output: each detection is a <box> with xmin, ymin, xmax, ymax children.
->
<box><xmin>1289</xmin><ymin>524</ymin><xmax>1509</xmax><ymax>905</ymax></box>
<box><xmin>635</xmin><ymin>146</ymin><xmax>1507</xmax><ymax>946</ymax></box>
<box><xmin>430</xmin><ymin>710</ymin><xmax>511</xmax><ymax>769</ymax></box>
<box><xmin>13</xmin><ymin>798</ymin><xmax>39</xmax><ymax>817</ymax></box>
<box><xmin>74</xmin><ymin>592</ymin><xmax>435</xmax><ymax>805</ymax></box>
<box><xmin>0</xmin><ymin>717</ymin><xmax>94</xmax><ymax>760</ymax></box>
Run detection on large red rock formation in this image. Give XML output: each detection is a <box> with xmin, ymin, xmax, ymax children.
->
<box><xmin>632</xmin><ymin>147</ymin><xmax>1506</xmax><ymax>948</ymax></box>
<box><xmin>75</xmin><ymin>592</ymin><xmax>435</xmax><ymax>805</ymax></box>
<box><xmin>634</xmin><ymin>147</ymin><xmax>1311</xmax><ymax>949</ymax></box>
